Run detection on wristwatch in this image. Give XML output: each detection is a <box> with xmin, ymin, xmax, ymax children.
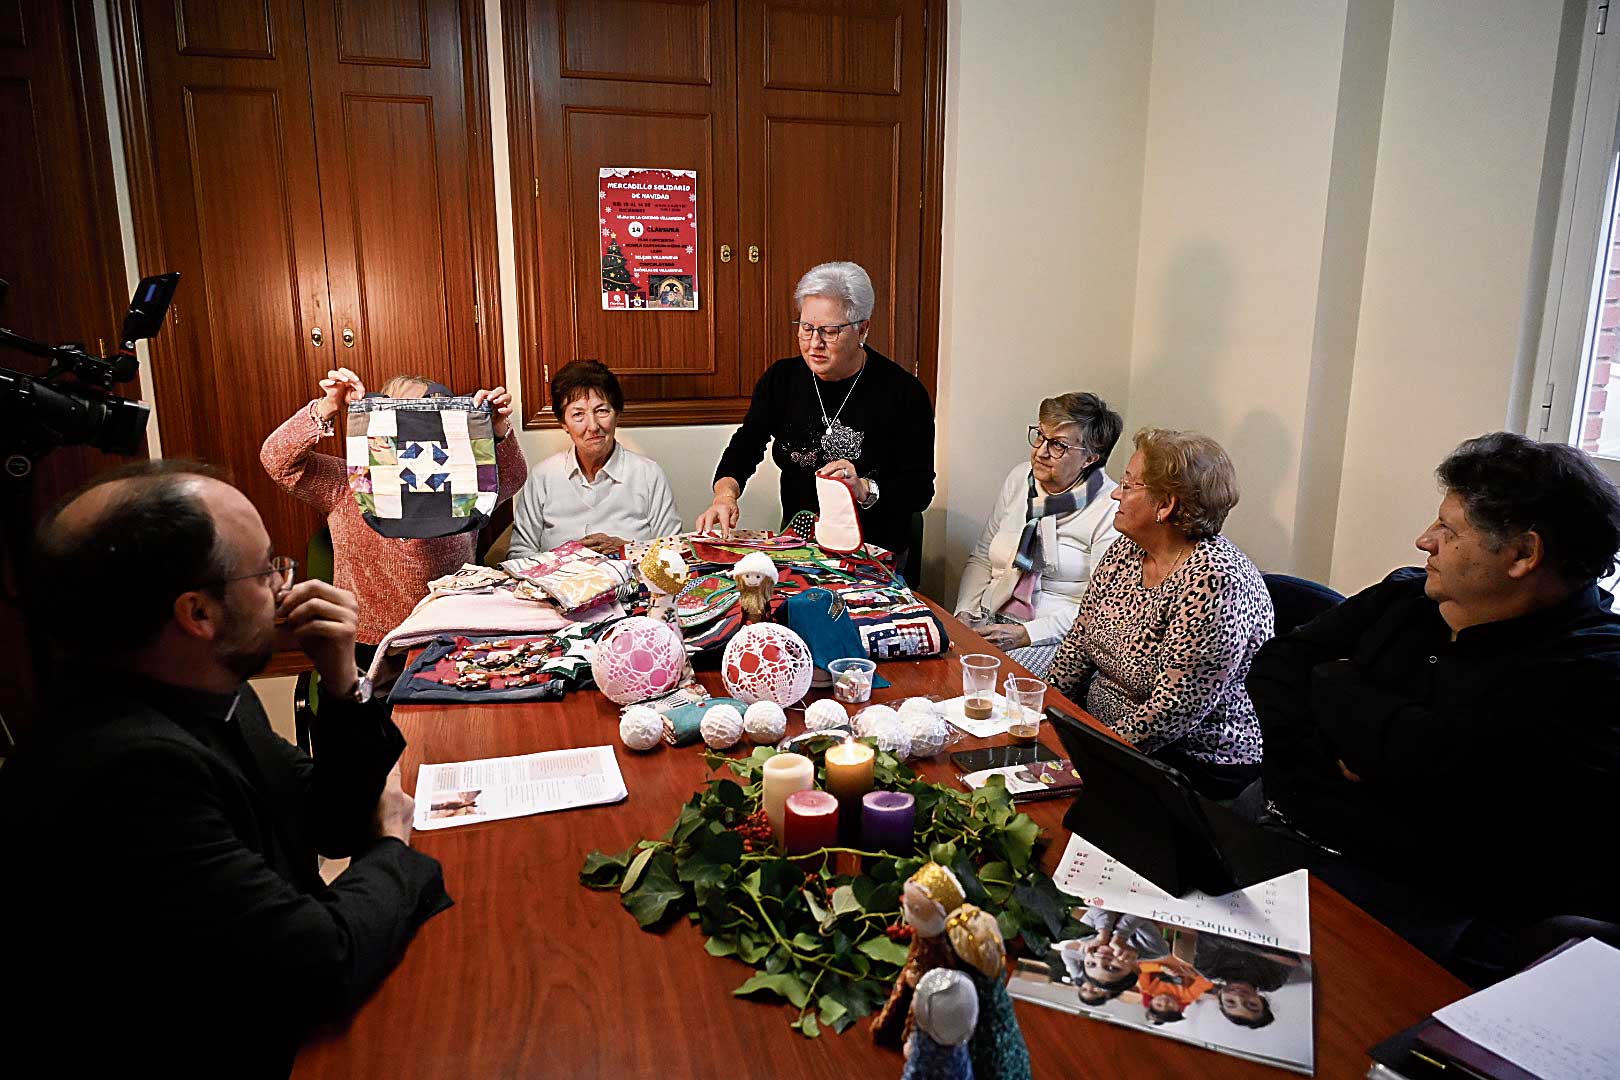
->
<box><xmin>858</xmin><ymin>478</ymin><xmax>880</xmax><ymax>509</ymax></box>
<box><xmin>329</xmin><ymin>670</ymin><xmax>373</xmax><ymax>704</ymax></box>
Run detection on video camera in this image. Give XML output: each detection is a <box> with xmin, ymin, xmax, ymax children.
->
<box><xmin>0</xmin><ymin>272</ymin><xmax>177</xmax><ymax>478</ymax></box>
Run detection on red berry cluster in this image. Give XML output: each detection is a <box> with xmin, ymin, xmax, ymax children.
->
<box><xmin>733</xmin><ymin>810</ymin><xmax>772</xmax><ymax>852</ymax></box>
<box><xmin>884</xmin><ymin>923</ymin><xmax>914</xmax><ymax>943</ymax></box>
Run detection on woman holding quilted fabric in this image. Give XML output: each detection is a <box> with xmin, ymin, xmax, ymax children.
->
<box><xmin>260</xmin><ymin>367</ymin><xmax>526</xmax><ymax>658</ymax></box>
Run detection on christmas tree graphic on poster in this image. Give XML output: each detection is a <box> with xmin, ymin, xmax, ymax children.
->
<box><xmin>599</xmin><ymin>167</ymin><xmax>698</xmax><ymax>311</ymax></box>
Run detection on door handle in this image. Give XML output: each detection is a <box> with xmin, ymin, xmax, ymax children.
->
<box><xmin>342</xmin><ymin>327</ymin><xmax>355</xmax><ymax>348</ymax></box>
<box><xmin>748</xmin><ymin>245</ymin><xmax>760</xmax><ymax>263</ymax></box>
<box><xmin>311</xmin><ymin>326</ymin><xmax>323</xmax><ymax>347</ymax></box>
<box><xmin>720</xmin><ymin>244</ymin><xmax>732</xmax><ymax>263</ymax></box>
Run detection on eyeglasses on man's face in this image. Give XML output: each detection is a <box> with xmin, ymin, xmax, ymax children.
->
<box><xmin>216</xmin><ymin>556</ymin><xmax>297</xmax><ymax>592</ymax></box>
<box><xmin>1028</xmin><ymin>426</ymin><xmax>1088</xmax><ymax>459</ymax></box>
<box><xmin>792</xmin><ymin>320</ymin><xmax>860</xmax><ymax>342</ymax></box>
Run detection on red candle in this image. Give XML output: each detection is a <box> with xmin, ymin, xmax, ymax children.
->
<box><xmin>783</xmin><ymin>789</ymin><xmax>839</xmax><ymax>855</ymax></box>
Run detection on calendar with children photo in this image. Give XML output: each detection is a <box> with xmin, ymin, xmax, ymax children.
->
<box><xmin>1008</xmin><ymin>904</ymin><xmax>1316</xmax><ymax>1074</ymax></box>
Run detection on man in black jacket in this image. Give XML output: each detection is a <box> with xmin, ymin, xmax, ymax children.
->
<box><xmin>1247</xmin><ymin>432</ymin><xmax>1620</xmax><ymax>979</ymax></box>
<box><xmin>0</xmin><ymin>462</ymin><xmax>450</xmax><ymax>1076</ymax></box>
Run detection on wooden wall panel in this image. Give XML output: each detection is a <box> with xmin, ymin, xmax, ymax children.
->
<box><xmin>757</xmin><ymin>116</ymin><xmax>901</xmax><ymax>360</ymax></box>
<box><xmin>306</xmin><ymin>0</ymin><xmax>492</xmax><ymax>398</ymax></box>
<box><xmin>762</xmin><ymin>2</ymin><xmax>900</xmax><ymax>94</ymax></box>
<box><xmin>334</xmin><ymin>0</ymin><xmax>429</xmax><ymax>66</ymax></box>
<box><xmin>560</xmin><ymin>0</ymin><xmax>710</xmax><ymax>84</ymax></box>
<box><xmin>736</xmin><ymin>0</ymin><xmax>927</xmax><ymax>393</ymax></box>
<box><xmin>176</xmin><ymin>0</ymin><xmax>274</xmax><ymax>58</ymax></box>
<box><xmin>338</xmin><ymin>94</ymin><xmax>452</xmax><ymax>367</ymax></box>
<box><xmin>180</xmin><ymin>84</ymin><xmax>317</xmax><ymax>480</ymax></box>
<box><xmin>558</xmin><ymin>107</ymin><xmax>720</xmax><ymax>380</ymax></box>
<box><xmin>124</xmin><ymin>0</ymin><xmax>333</xmax><ymax>563</ymax></box>
<box><xmin>511</xmin><ymin>0</ymin><xmax>738</xmax><ymax>426</ymax></box>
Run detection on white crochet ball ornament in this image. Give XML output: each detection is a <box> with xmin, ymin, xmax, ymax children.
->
<box><xmin>804</xmin><ymin>698</ymin><xmax>849</xmax><ymax>732</ymax></box>
<box><xmin>744</xmin><ymin>700</ymin><xmax>788</xmax><ymax>744</ymax></box>
<box><xmin>905</xmin><ymin>710</ymin><xmax>951</xmax><ymax>758</ymax></box>
<box><xmin>898</xmin><ymin>697</ymin><xmax>941</xmax><ymax>721</ymax></box>
<box><xmin>867</xmin><ymin>717</ymin><xmax>913</xmax><ymax>758</ymax></box>
<box><xmin>721</xmin><ymin>623</ymin><xmax>814</xmax><ymax>706</ymax></box>
<box><xmin>618</xmin><ymin>705</ymin><xmax>665</xmax><ymax>751</ymax></box>
<box><xmin>591</xmin><ymin>616</ymin><xmax>686</xmax><ymax>704</ymax></box>
<box><xmin>701</xmin><ymin>704</ymin><xmax>745</xmax><ymax>749</ymax></box>
<box><xmin>854</xmin><ymin>704</ymin><xmax>901</xmax><ymax>738</ymax></box>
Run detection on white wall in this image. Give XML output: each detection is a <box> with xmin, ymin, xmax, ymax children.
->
<box><xmin>1329</xmin><ymin>0</ymin><xmax>1566</xmax><ymax>592</ymax></box>
<box><xmin>1128</xmin><ymin>0</ymin><xmax>1352</xmax><ymax>575</ymax></box>
<box><xmin>934</xmin><ymin>0</ymin><xmax>1153</xmax><ymax>599</ymax></box>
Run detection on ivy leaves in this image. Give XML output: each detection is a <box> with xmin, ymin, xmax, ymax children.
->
<box><xmin>580</xmin><ymin>743</ymin><xmax>1084</xmax><ymax>1036</ymax></box>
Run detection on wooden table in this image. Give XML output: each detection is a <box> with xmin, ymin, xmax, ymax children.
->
<box><xmin>294</xmin><ymin>606</ymin><xmax>1466</xmax><ymax>1078</ymax></box>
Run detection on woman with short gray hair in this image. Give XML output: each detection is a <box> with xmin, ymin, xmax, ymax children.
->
<box><xmin>955</xmin><ymin>392</ymin><xmax>1124</xmax><ymax>677</ymax></box>
<box><xmin>697</xmin><ymin>261</ymin><xmax>935</xmax><ymax>563</ymax></box>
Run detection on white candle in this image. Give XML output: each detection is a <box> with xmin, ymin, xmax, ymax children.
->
<box><xmin>761</xmin><ymin>752</ymin><xmax>815</xmax><ymax>845</ymax></box>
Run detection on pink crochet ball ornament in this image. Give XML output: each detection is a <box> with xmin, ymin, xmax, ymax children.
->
<box><xmin>591</xmin><ymin>616</ymin><xmax>686</xmax><ymax>704</ymax></box>
<box><xmin>721</xmin><ymin>623</ymin><xmax>814</xmax><ymax>706</ymax></box>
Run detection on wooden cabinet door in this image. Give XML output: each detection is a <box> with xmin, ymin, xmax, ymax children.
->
<box><xmin>516</xmin><ymin>0</ymin><xmax>740</xmax><ymax>425</ymax></box>
<box><xmin>735</xmin><ymin>0</ymin><xmax>928</xmax><ymax>387</ymax></box>
<box><xmin>302</xmin><ymin>0</ymin><xmax>491</xmax><ymax>396</ymax></box>
<box><xmin>127</xmin><ymin>0</ymin><xmax>334</xmax><ymax>560</ymax></box>
<box><xmin>1</xmin><ymin>0</ymin><xmax>131</xmax><ymax>739</ymax></box>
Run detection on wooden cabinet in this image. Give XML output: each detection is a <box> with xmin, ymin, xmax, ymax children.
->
<box><xmin>111</xmin><ymin>0</ymin><xmax>503</xmax><ymax>561</ymax></box>
<box><xmin>1</xmin><ymin>0</ymin><xmax>133</xmax><ymax>739</ymax></box>
<box><xmin>504</xmin><ymin>0</ymin><xmax>945</xmax><ymax>428</ymax></box>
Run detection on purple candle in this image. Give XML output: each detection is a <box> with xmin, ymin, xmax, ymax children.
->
<box><xmin>861</xmin><ymin>791</ymin><xmax>916</xmax><ymax>853</ymax></box>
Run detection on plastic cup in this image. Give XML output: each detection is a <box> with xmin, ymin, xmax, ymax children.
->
<box><xmin>961</xmin><ymin>654</ymin><xmax>1001</xmax><ymax>720</ymax></box>
<box><xmin>1004</xmin><ymin>676</ymin><xmax>1046</xmax><ymax>744</ymax></box>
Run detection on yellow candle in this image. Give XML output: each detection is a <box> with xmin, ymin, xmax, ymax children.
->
<box><xmin>824</xmin><ymin>738</ymin><xmax>875</xmax><ymax>814</ymax></box>
<box><xmin>762</xmin><ymin>753</ymin><xmax>815</xmax><ymax>845</ymax></box>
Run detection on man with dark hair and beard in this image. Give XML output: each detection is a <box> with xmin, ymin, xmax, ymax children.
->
<box><xmin>0</xmin><ymin>462</ymin><xmax>450</xmax><ymax>1077</ymax></box>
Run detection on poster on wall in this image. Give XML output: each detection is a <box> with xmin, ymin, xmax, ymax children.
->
<box><xmin>599</xmin><ymin>167</ymin><xmax>698</xmax><ymax>311</ymax></box>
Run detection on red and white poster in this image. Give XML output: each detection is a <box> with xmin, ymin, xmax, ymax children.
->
<box><xmin>599</xmin><ymin>167</ymin><xmax>698</xmax><ymax>311</ymax></box>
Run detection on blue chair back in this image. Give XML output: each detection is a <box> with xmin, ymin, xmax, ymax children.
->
<box><xmin>1263</xmin><ymin>573</ymin><xmax>1345</xmax><ymax>635</ymax></box>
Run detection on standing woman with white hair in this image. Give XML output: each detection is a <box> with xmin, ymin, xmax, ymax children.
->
<box><xmin>696</xmin><ymin>261</ymin><xmax>936</xmax><ymax>562</ymax></box>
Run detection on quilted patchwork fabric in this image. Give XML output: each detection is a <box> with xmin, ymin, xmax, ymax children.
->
<box><xmin>345</xmin><ymin>396</ymin><xmax>499</xmax><ymax>538</ymax></box>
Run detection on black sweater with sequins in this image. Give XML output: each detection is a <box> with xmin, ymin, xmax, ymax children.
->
<box><xmin>714</xmin><ymin>348</ymin><xmax>936</xmax><ymax>553</ymax></box>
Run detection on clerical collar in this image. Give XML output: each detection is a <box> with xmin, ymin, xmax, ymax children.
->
<box><xmin>112</xmin><ymin>673</ymin><xmax>242</xmax><ymax>729</ymax></box>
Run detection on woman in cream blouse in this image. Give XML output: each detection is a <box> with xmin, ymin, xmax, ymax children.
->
<box><xmin>954</xmin><ymin>392</ymin><xmax>1123</xmax><ymax>677</ymax></box>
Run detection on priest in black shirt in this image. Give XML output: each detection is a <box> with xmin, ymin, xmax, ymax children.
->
<box><xmin>1246</xmin><ymin>432</ymin><xmax>1620</xmax><ymax>980</ymax></box>
<box><xmin>697</xmin><ymin>261</ymin><xmax>935</xmax><ymax>558</ymax></box>
<box><xmin>0</xmin><ymin>462</ymin><xmax>450</xmax><ymax>1076</ymax></box>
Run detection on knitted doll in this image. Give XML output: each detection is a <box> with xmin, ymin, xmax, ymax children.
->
<box><xmin>901</xmin><ymin>968</ymin><xmax>978</xmax><ymax>1080</ymax></box>
<box><xmin>945</xmin><ymin>904</ymin><xmax>1032</xmax><ymax>1080</ymax></box>
<box><xmin>733</xmin><ymin>551</ymin><xmax>779</xmax><ymax>624</ymax></box>
<box><xmin>873</xmin><ymin>862</ymin><xmax>966</xmax><ymax>1048</ymax></box>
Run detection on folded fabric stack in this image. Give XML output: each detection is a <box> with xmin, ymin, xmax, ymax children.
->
<box><xmin>389</xmin><ymin>627</ymin><xmax>599</xmax><ymax>704</ymax></box>
<box><xmin>366</xmin><ymin>563</ymin><xmax>625</xmax><ymax>685</ymax></box>
<box><xmin>504</xmin><ymin>541</ymin><xmax>635</xmax><ymax>613</ymax></box>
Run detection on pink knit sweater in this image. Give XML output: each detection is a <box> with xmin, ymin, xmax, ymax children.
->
<box><xmin>260</xmin><ymin>402</ymin><xmax>528</xmax><ymax>644</ymax></box>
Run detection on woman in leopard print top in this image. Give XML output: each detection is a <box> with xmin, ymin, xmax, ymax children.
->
<box><xmin>1047</xmin><ymin>429</ymin><xmax>1273</xmax><ymax>799</ymax></box>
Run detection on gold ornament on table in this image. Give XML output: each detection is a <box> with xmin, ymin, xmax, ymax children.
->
<box><xmin>639</xmin><ymin>540</ymin><xmax>691</xmax><ymax>623</ymax></box>
<box><xmin>941</xmin><ymin>904</ymin><xmax>1032</xmax><ymax>1080</ymax></box>
<box><xmin>945</xmin><ymin>905</ymin><xmax>1005</xmax><ymax>980</ymax></box>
